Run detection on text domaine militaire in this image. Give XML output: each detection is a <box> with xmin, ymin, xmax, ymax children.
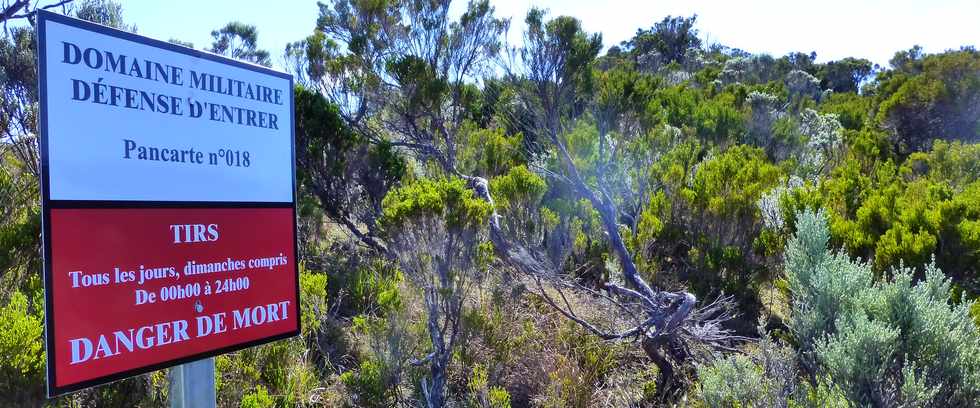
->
<box><xmin>60</xmin><ymin>41</ymin><xmax>283</xmax><ymax>130</ymax></box>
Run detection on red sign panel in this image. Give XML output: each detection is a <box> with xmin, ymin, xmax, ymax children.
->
<box><xmin>48</xmin><ymin>208</ymin><xmax>298</xmax><ymax>388</ymax></box>
<box><xmin>38</xmin><ymin>11</ymin><xmax>299</xmax><ymax>396</ymax></box>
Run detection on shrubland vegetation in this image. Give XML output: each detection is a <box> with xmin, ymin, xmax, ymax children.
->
<box><xmin>2</xmin><ymin>0</ymin><xmax>979</xmax><ymax>406</ymax></box>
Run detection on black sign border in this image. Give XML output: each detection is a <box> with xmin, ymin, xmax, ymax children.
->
<box><xmin>37</xmin><ymin>10</ymin><xmax>300</xmax><ymax>398</ymax></box>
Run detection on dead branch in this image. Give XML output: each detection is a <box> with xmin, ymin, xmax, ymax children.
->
<box><xmin>0</xmin><ymin>0</ymin><xmax>72</xmax><ymax>23</ymax></box>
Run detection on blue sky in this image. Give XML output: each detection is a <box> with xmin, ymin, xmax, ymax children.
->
<box><xmin>118</xmin><ymin>0</ymin><xmax>978</xmax><ymax>70</ymax></box>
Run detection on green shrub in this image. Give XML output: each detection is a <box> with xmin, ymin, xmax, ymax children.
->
<box><xmin>215</xmin><ymin>336</ymin><xmax>318</xmax><ymax>406</ymax></box>
<box><xmin>340</xmin><ymin>358</ymin><xmax>397</xmax><ymax>408</ymax></box>
<box><xmin>240</xmin><ymin>385</ymin><xmax>275</xmax><ymax>408</ymax></box>
<box><xmin>971</xmin><ymin>302</ymin><xmax>980</xmax><ymax>330</ymax></box>
<box><xmin>698</xmin><ymin>354</ymin><xmax>767</xmax><ymax>406</ymax></box>
<box><xmin>696</xmin><ymin>333</ymin><xmax>851</xmax><ymax>408</ymax></box>
<box><xmin>785</xmin><ymin>209</ymin><xmax>980</xmax><ymax>406</ymax></box>
<box><xmin>688</xmin><ymin>145</ymin><xmax>782</xmax><ymax>222</ymax></box>
<box><xmin>457</xmin><ymin>124</ymin><xmax>526</xmax><ymax>178</ymax></box>
<box><xmin>299</xmin><ymin>266</ymin><xmax>328</xmax><ymax>335</ymax></box>
<box><xmin>466</xmin><ymin>363</ymin><xmax>512</xmax><ymax>408</ymax></box>
<box><xmin>789</xmin><ymin>378</ymin><xmax>852</xmax><ymax>408</ymax></box>
<box><xmin>0</xmin><ymin>290</ymin><xmax>44</xmax><ymax>401</ymax></box>
<box><xmin>536</xmin><ymin>322</ymin><xmax>624</xmax><ymax>407</ymax></box>
<box><xmin>349</xmin><ymin>261</ymin><xmax>402</xmax><ymax>315</ymax></box>
<box><xmin>815</xmin><ymin>141</ymin><xmax>980</xmax><ymax>285</ymax></box>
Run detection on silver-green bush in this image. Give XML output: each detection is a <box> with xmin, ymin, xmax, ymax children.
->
<box><xmin>786</xmin><ymin>209</ymin><xmax>980</xmax><ymax>406</ymax></box>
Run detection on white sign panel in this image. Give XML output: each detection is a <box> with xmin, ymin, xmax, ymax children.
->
<box><xmin>42</xmin><ymin>18</ymin><xmax>293</xmax><ymax>203</ymax></box>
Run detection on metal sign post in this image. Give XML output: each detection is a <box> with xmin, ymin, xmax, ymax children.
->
<box><xmin>169</xmin><ymin>358</ymin><xmax>216</xmax><ymax>408</ymax></box>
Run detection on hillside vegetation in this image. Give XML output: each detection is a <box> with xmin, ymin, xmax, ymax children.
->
<box><xmin>2</xmin><ymin>1</ymin><xmax>979</xmax><ymax>407</ymax></box>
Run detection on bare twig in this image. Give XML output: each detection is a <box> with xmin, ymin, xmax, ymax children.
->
<box><xmin>1</xmin><ymin>0</ymin><xmax>72</xmax><ymax>23</ymax></box>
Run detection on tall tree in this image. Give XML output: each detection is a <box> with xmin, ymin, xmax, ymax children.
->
<box><xmin>73</xmin><ymin>0</ymin><xmax>127</xmax><ymax>30</ymax></box>
<box><xmin>819</xmin><ymin>57</ymin><xmax>875</xmax><ymax>93</ymax></box>
<box><xmin>1</xmin><ymin>0</ymin><xmax>125</xmax><ymax>179</ymax></box>
<box><xmin>1</xmin><ymin>26</ymin><xmax>40</xmax><ymax>177</ymax></box>
<box><xmin>875</xmin><ymin>48</ymin><xmax>980</xmax><ymax>154</ymax></box>
<box><xmin>380</xmin><ymin>178</ymin><xmax>492</xmax><ymax>407</ymax></box>
<box><xmin>293</xmin><ymin>86</ymin><xmax>404</xmax><ymax>255</ymax></box>
<box><xmin>309</xmin><ymin>1</ymin><xmax>744</xmax><ymax>400</ymax></box>
<box><xmin>622</xmin><ymin>15</ymin><xmax>701</xmax><ymax>64</ymax></box>
<box><xmin>208</xmin><ymin>21</ymin><xmax>271</xmax><ymax>67</ymax></box>
<box><xmin>310</xmin><ymin>1</ymin><xmax>507</xmax><ymax>405</ymax></box>
<box><xmin>506</xmin><ymin>9</ymin><xmax>742</xmax><ymax>398</ymax></box>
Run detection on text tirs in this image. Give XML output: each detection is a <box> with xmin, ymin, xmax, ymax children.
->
<box><xmin>169</xmin><ymin>224</ymin><xmax>219</xmax><ymax>244</ymax></box>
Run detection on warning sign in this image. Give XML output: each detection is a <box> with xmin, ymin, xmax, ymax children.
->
<box><xmin>37</xmin><ymin>11</ymin><xmax>299</xmax><ymax>397</ymax></box>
